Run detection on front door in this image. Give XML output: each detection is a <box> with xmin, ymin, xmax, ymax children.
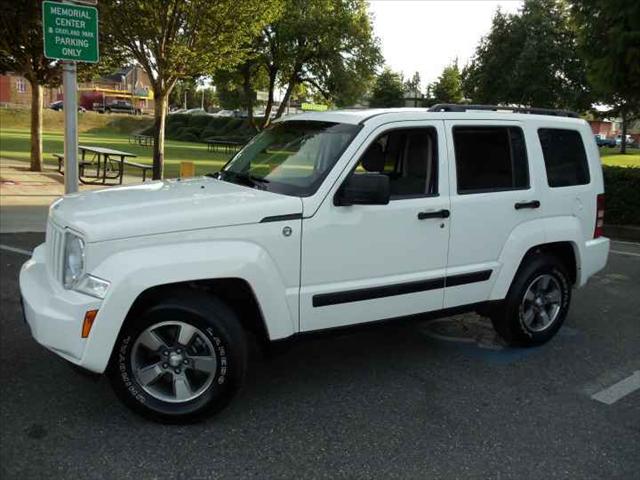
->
<box><xmin>300</xmin><ymin>121</ymin><xmax>450</xmax><ymax>332</ymax></box>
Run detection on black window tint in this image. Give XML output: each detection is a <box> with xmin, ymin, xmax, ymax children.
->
<box><xmin>453</xmin><ymin>126</ymin><xmax>529</xmax><ymax>193</ymax></box>
<box><xmin>538</xmin><ymin>128</ymin><xmax>590</xmax><ymax>187</ymax></box>
<box><xmin>356</xmin><ymin>128</ymin><xmax>438</xmax><ymax>198</ymax></box>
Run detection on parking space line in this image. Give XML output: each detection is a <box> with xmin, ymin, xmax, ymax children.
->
<box><xmin>0</xmin><ymin>244</ymin><xmax>32</xmax><ymax>256</ymax></box>
<box><xmin>611</xmin><ymin>240</ymin><xmax>640</xmax><ymax>247</ymax></box>
<box><xmin>591</xmin><ymin>371</ymin><xmax>640</xmax><ymax>405</ymax></box>
<box><xmin>610</xmin><ymin>249</ymin><xmax>640</xmax><ymax>258</ymax></box>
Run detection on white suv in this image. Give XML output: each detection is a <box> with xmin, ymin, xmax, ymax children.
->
<box><xmin>20</xmin><ymin>105</ymin><xmax>610</xmax><ymax>422</ymax></box>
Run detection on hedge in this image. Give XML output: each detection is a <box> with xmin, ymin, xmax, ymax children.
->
<box><xmin>603</xmin><ymin>166</ymin><xmax>640</xmax><ymax>225</ymax></box>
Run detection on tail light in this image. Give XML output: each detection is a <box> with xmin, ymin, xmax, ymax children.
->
<box><xmin>594</xmin><ymin>194</ymin><xmax>605</xmax><ymax>238</ymax></box>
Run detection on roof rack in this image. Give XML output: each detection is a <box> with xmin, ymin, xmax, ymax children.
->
<box><xmin>428</xmin><ymin>103</ymin><xmax>580</xmax><ymax>118</ymax></box>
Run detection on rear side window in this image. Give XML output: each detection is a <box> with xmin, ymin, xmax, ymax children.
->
<box><xmin>453</xmin><ymin>126</ymin><xmax>529</xmax><ymax>194</ymax></box>
<box><xmin>538</xmin><ymin>129</ymin><xmax>590</xmax><ymax>187</ymax></box>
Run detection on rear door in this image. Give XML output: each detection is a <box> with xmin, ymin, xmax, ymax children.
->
<box><xmin>444</xmin><ymin>120</ymin><xmax>540</xmax><ymax>307</ymax></box>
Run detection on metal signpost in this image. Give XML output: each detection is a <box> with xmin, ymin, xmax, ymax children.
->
<box><xmin>42</xmin><ymin>0</ymin><xmax>99</xmax><ymax>194</ymax></box>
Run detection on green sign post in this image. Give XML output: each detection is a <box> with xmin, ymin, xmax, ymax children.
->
<box><xmin>42</xmin><ymin>0</ymin><xmax>99</xmax><ymax>63</ymax></box>
<box><xmin>42</xmin><ymin>0</ymin><xmax>99</xmax><ymax>194</ymax></box>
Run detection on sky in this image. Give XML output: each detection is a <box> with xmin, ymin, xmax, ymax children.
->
<box><xmin>367</xmin><ymin>0</ymin><xmax>523</xmax><ymax>88</ymax></box>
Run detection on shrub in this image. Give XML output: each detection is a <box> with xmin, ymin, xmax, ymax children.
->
<box><xmin>603</xmin><ymin>166</ymin><xmax>640</xmax><ymax>225</ymax></box>
<box><xmin>188</xmin><ymin>115</ymin><xmax>214</xmax><ymax>129</ymax></box>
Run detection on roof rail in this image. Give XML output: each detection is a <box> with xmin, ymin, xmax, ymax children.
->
<box><xmin>428</xmin><ymin>103</ymin><xmax>580</xmax><ymax>118</ymax></box>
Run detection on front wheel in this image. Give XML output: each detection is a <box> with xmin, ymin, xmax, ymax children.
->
<box><xmin>491</xmin><ymin>254</ymin><xmax>571</xmax><ymax>347</ymax></box>
<box><xmin>108</xmin><ymin>291</ymin><xmax>247</xmax><ymax>423</ymax></box>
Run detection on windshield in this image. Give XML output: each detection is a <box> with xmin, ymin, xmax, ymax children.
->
<box><xmin>217</xmin><ymin>120</ymin><xmax>361</xmax><ymax>197</ymax></box>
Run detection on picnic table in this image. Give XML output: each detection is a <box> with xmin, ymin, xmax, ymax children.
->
<box><xmin>129</xmin><ymin>133</ymin><xmax>154</xmax><ymax>147</ymax></box>
<box><xmin>55</xmin><ymin>146</ymin><xmax>153</xmax><ymax>185</ymax></box>
<box><xmin>205</xmin><ymin>137</ymin><xmax>248</xmax><ymax>153</ymax></box>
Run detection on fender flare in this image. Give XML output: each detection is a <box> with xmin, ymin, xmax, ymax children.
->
<box><xmin>81</xmin><ymin>240</ymin><xmax>297</xmax><ymax>373</ymax></box>
<box><xmin>489</xmin><ymin>216</ymin><xmax>583</xmax><ymax>300</ymax></box>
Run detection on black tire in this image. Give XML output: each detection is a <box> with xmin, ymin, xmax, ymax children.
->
<box><xmin>491</xmin><ymin>254</ymin><xmax>571</xmax><ymax>347</ymax></box>
<box><xmin>108</xmin><ymin>289</ymin><xmax>247</xmax><ymax>423</ymax></box>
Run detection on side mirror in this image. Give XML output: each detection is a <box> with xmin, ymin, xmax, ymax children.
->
<box><xmin>335</xmin><ymin>173</ymin><xmax>390</xmax><ymax>206</ymax></box>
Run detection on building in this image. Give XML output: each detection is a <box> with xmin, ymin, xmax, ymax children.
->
<box><xmin>589</xmin><ymin>118</ymin><xmax>640</xmax><ymax>144</ymax></box>
<box><xmin>0</xmin><ymin>65</ymin><xmax>154</xmax><ymax>113</ymax></box>
<box><xmin>0</xmin><ymin>73</ymin><xmax>60</xmax><ymax>107</ymax></box>
<box><xmin>78</xmin><ymin>65</ymin><xmax>154</xmax><ymax>113</ymax></box>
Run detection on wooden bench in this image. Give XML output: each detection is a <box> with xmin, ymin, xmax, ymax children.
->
<box><xmin>129</xmin><ymin>133</ymin><xmax>154</xmax><ymax>147</ymax></box>
<box><xmin>53</xmin><ymin>153</ymin><xmax>92</xmax><ymax>175</ymax></box>
<box><xmin>123</xmin><ymin>160</ymin><xmax>153</xmax><ymax>182</ymax></box>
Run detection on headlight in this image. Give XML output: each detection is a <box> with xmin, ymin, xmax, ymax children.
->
<box><xmin>63</xmin><ymin>231</ymin><xmax>85</xmax><ymax>288</ymax></box>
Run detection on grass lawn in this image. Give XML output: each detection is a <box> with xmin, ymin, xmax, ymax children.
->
<box><xmin>0</xmin><ymin>127</ymin><xmax>231</xmax><ymax>178</ymax></box>
<box><xmin>598</xmin><ymin>147</ymin><xmax>640</xmax><ymax>168</ymax></box>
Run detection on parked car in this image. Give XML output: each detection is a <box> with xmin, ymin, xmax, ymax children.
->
<box><xmin>49</xmin><ymin>100</ymin><xmax>86</xmax><ymax>113</ymax></box>
<box><xmin>94</xmin><ymin>100</ymin><xmax>142</xmax><ymax>115</ymax></box>
<box><xmin>594</xmin><ymin>134</ymin><xmax>616</xmax><ymax>148</ymax></box>
<box><xmin>184</xmin><ymin>108</ymin><xmax>208</xmax><ymax>115</ymax></box>
<box><xmin>20</xmin><ymin>105</ymin><xmax>610</xmax><ymax>422</ymax></box>
<box><xmin>615</xmin><ymin>134</ymin><xmax>634</xmax><ymax>146</ymax></box>
<box><xmin>212</xmin><ymin>109</ymin><xmax>236</xmax><ymax>117</ymax></box>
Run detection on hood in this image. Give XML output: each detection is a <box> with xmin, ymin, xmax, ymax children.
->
<box><xmin>50</xmin><ymin>177</ymin><xmax>303</xmax><ymax>242</ymax></box>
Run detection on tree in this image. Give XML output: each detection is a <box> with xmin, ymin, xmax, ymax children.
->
<box><xmin>403</xmin><ymin>71</ymin><xmax>422</xmax><ymax>107</ymax></box>
<box><xmin>221</xmin><ymin>0</ymin><xmax>381</xmax><ymax>130</ymax></box>
<box><xmin>430</xmin><ymin>61</ymin><xmax>463</xmax><ymax>104</ymax></box>
<box><xmin>462</xmin><ymin>0</ymin><xmax>592</xmax><ymax>112</ymax></box>
<box><xmin>369</xmin><ymin>68</ymin><xmax>405</xmax><ymax>108</ymax></box>
<box><xmin>99</xmin><ymin>0</ymin><xmax>280</xmax><ymax>179</ymax></box>
<box><xmin>0</xmin><ymin>0</ymin><xmax>61</xmax><ymax>172</ymax></box>
<box><xmin>570</xmin><ymin>0</ymin><xmax>640</xmax><ymax>153</ymax></box>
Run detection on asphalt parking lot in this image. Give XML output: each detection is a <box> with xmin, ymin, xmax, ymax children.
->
<box><xmin>1</xmin><ymin>233</ymin><xmax>638</xmax><ymax>479</ymax></box>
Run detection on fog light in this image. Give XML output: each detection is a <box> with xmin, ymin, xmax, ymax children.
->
<box><xmin>82</xmin><ymin>310</ymin><xmax>98</xmax><ymax>338</ymax></box>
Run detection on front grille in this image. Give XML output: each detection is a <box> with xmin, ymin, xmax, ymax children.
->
<box><xmin>46</xmin><ymin>221</ymin><xmax>65</xmax><ymax>283</ymax></box>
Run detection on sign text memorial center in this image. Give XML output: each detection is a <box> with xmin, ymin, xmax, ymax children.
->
<box><xmin>43</xmin><ymin>1</ymin><xmax>99</xmax><ymax>63</ymax></box>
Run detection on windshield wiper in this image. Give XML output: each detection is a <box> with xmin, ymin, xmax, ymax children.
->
<box><xmin>216</xmin><ymin>170</ymin><xmax>269</xmax><ymax>189</ymax></box>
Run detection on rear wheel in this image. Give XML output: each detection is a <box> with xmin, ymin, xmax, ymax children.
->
<box><xmin>108</xmin><ymin>290</ymin><xmax>247</xmax><ymax>423</ymax></box>
<box><xmin>491</xmin><ymin>254</ymin><xmax>571</xmax><ymax>346</ymax></box>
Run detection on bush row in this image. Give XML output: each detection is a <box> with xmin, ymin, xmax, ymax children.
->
<box><xmin>140</xmin><ymin>114</ymin><xmax>258</xmax><ymax>142</ymax></box>
<box><xmin>603</xmin><ymin>166</ymin><xmax>640</xmax><ymax>225</ymax></box>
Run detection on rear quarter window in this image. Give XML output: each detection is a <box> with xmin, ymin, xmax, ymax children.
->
<box><xmin>538</xmin><ymin>128</ymin><xmax>590</xmax><ymax>187</ymax></box>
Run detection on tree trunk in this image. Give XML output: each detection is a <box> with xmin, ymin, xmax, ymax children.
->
<box><xmin>620</xmin><ymin>111</ymin><xmax>627</xmax><ymax>154</ymax></box>
<box><xmin>29</xmin><ymin>81</ymin><xmax>43</xmax><ymax>172</ymax></box>
<box><xmin>275</xmin><ymin>80</ymin><xmax>296</xmax><ymax>119</ymax></box>
<box><xmin>242</xmin><ymin>65</ymin><xmax>255</xmax><ymax>129</ymax></box>
<box><xmin>260</xmin><ymin>67</ymin><xmax>278</xmax><ymax>130</ymax></box>
<box><xmin>152</xmin><ymin>93</ymin><xmax>168</xmax><ymax>180</ymax></box>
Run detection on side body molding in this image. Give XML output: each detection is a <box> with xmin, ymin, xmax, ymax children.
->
<box><xmin>82</xmin><ymin>241</ymin><xmax>297</xmax><ymax>373</ymax></box>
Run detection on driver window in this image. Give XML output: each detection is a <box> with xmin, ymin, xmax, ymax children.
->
<box><xmin>355</xmin><ymin>128</ymin><xmax>438</xmax><ymax>198</ymax></box>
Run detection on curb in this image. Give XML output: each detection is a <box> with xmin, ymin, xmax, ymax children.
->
<box><xmin>603</xmin><ymin>224</ymin><xmax>640</xmax><ymax>242</ymax></box>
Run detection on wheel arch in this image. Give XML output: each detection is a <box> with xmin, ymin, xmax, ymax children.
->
<box><xmin>123</xmin><ymin>278</ymin><xmax>270</xmax><ymax>347</ymax></box>
<box><xmin>490</xmin><ymin>216</ymin><xmax>584</xmax><ymax>301</ymax></box>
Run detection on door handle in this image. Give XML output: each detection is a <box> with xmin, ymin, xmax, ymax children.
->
<box><xmin>514</xmin><ymin>200</ymin><xmax>540</xmax><ymax>210</ymax></box>
<box><xmin>417</xmin><ymin>209</ymin><xmax>450</xmax><ymax>220</ymax></box>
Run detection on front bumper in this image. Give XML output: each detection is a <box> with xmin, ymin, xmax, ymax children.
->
<box><xmin>19</xmin><ymin>244</ymin><xmax>102</xmax><ymax>367</ymax></box>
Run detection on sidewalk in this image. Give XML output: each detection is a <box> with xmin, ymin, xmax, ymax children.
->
<box><xmin>0</xmin><ymin>158</ymin><xmax>143</xmax><ymax>233</ymax></box>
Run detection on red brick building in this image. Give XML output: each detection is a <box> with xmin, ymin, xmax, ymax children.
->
<box><xmin>0</xmin><ymin>73</ymin><xmax>60</xmax><ymax>107</ymax></box>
